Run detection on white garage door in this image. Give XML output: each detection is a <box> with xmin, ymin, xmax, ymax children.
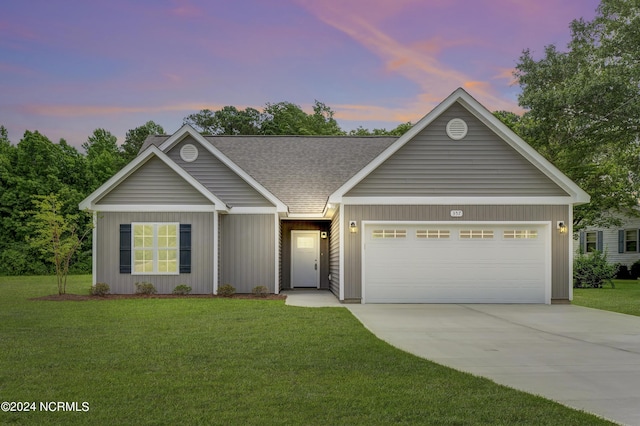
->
<box><xmin>363</xmin><ymin>223</ymin><xmax>550</xmax><ymax>304</ymax></box>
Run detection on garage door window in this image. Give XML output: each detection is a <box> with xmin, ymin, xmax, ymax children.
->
<box><xmin>372</xmin><ymin>229</ymin><xmax>407</xmax><ymax>238</ymax></box>
<box><xmin>416</xmin><ymin>230</ymin><xmax>450</xmax><ymax>239</ymax></box>
<box><xmin>460</xmin><ymin>230</ymin><xmax>493</xmax><ymax>239</ymax></box>
<box><xmin>504</xmin><ymin>230</ymin><xmax>538</xmax><ymax>239</ymax></box>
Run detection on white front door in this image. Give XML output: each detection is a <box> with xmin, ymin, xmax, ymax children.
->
<box><xmin>291</xmin><ymin>230</ymin><xmax>320</xmax><ymax>288</ymax></box>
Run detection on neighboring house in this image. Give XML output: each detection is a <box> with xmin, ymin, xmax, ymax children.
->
<box><xmin>79</xmin><ymin>88</ymin><xmax>589</xmax><ymax>304</ymax></box>
<box><xmin>573</xmin><ymin>214</ymin><xmax>640</xmax><ymax>267</ymax></box>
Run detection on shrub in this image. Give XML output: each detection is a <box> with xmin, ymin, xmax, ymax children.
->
<box><xmin>615</xmin><ymin>264</ymin><xmax>631</xmax><ymax>280</ymax></box>
<box><xmin>134</xmin><ymin>282</ymin><xmax>157</xmax><ymax>295</ymax></box>
<box><xmin>252</xmin><ymin>285</ymin><xmax>269</xmax><ymax>298</ymax></box>
<box><xmin>630</xmin><ymin>260</ymin><xmax>640</xmax><ymax>280</ymax></box>
<box><xmin>218</xmin><ymin>284</ymin><xmax>236</xmax><ymax>297</ymax></box>
<box><xmin>91</xmin><ymin>282</ymin><xmax>110</xmax><ymax>296</ymax></box>
<box><xmin>172</xmin><ymin>284</ymin><xmax>192</xmax><ymax>295</ymax></box>
<box><xmin>573</xmin><ymin>251</ymin><xmax>616</xmax><ymax>288</ymax></box>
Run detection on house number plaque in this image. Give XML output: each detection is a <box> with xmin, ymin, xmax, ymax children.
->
<box><xmin>450</xmin><ymin>210</ymin><xmax>463</xmax><ymax>218</ymax></box>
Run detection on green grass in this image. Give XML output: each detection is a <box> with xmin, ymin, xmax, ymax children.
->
<box><xmin>0</xmin><ymin>276</ymin><xmax>612</xmax><ymax>425</ymax></box>
<box><xmin>573</xmin><ymin>279</ymin><xmax>640</xmax><ymax>316</ymax></box>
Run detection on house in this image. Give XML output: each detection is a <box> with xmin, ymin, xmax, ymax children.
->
<box><xmin>574</xmin><ymin>213</ymin><xmax>640</xmax><ymax>268</ymax></box>
<box><xmin>79</xmin><ymin>88</ymin><xmax>590</xmax><ymax>304</ymax></box>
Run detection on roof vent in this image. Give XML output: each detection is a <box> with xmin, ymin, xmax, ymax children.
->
<box><xmin>446</xmin><ymin>118</ymin><xmax>468</xmax><ymax>140</ymax></box>
<box><xmin>180</xmin><ymin>143</ymin><xmax>199</xmax><ymax>162</ymax></box>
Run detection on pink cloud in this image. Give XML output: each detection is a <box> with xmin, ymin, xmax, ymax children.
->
<box><xmin>19</xmin><ymin>102</ymin><xmax>232</xmax><ymax>118</ymax></box>
<box><xmin>168</xmin><ymin>0</ymin><xmax>203</xmax><ymax>18</ymax></box>
<box><xmin>296</xmin><ymin>0</ymin><xmax>532</xmax><ymax>119</ymax></box>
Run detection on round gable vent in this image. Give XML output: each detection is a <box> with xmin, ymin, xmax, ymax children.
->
<box><xmin>180</xmin><ymin>143</ymin><xmax>199</xmax><ymax>162</ymax></box>
<box><xmin>446</xmin><ymin>118</ymin><xmax>468</xmax><ymax>140</ymax></box>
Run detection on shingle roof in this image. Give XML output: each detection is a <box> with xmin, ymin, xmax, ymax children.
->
<box><xmin>141</xmin><ymin>135</ymin><xmax>397</xmax><ymax>214</ymax></box>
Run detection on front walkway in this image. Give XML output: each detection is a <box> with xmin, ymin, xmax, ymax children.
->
<box><xmin>282</xmin><ymin>289</ymin><xmax>344</xmax><ymax>307</ymax></box>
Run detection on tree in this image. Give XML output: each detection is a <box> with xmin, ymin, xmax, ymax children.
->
<box><xmin>184</xmin><ymin>101</ymin><xmax>346</xmax><ymax>136</ymax></box>
<box><xmin>348</xmin><ymin>122</ymin><xmax>413</xmax><ymax>136</ymax></box>
<box><xmin>28</xmin><ymin>194</ymin><xmax>92</xmax><ymax>294</ymax></box>
<box><xmin>306</xmin><ymin>100</ymin><xmax>344</xmax><ymax>135</ymax></box>
<box><xmin>261</xmin><ymin>101</ymin><xmax>345</xmax><ymax>135</ymax></box>
<box><xmin>82</xmin><ymin>129</ymin><xmax>123</xmax><ymax>190</ymax></box>
<box><xmin>184</xmin><ymin>107</ymin><xmax>262</xmax><ymax>135</ymax></box>
<box><xmin>120</xmin><ymin>121</ymin><xmax>165</xmax><ymax>163</ymax></box>
<box><xmin>260</xmin><ymin>101</ymin><xmax>309</xmax><ymax>135</ymax></box>
<box><xmin>513</xmin><ymin>0</ymin><xmax>640</xmax><ymax>228</ymax></box>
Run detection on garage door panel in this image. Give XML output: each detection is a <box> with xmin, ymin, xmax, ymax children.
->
<box><xmin>366</xmin><ymin>283</ymin><xmax>545</xmax><ymax>304</ymax></box>
<box><xmin>363</xmin><ymin>223</ymin><xmax>549</xmax><ymax>304</ymax></box>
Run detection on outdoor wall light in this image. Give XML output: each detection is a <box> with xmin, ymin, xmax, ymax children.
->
<box><xmin>557</xmin><ymin>221</ymin><xmax>568</xmax><ymax>234</ymax></box>
<box><xmin>349</xmin><ymin>220</ymin><xmax>358</xmax><ymax>233</ymax></box>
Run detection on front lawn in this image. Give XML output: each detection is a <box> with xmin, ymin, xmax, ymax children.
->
<box><xmin>0</xmin><ymin>276</ymin><xmax>612</xmax><ymax>425</ymax></box>
<box><xmin>573</xmin><ymin>279</ymin><xmax>640</xmax><ymax>317</ymax></box>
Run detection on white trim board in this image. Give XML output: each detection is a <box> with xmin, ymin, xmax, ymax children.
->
<box><xmin>341</xmin><ymin>196</ymin><xmax>577</xmax><ymax>206</ymax></box>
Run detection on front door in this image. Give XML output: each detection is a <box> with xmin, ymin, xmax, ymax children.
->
<box><xmin>291</xmin><ymin>230</ymin><xmax>320</xmax><ymax>288</ymax></box>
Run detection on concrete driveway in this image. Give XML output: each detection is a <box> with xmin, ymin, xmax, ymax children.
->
<box><xmin>346</xmin><ymin>304</ymin><xmax>640</xmax><ymax>426</ymax></box>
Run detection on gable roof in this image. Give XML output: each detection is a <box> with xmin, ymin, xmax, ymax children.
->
<box><xmin>156</xmin><ymin>125</ymin><xmax>288</xmax><ymax>213</ymax></box>
<box><xmin>329</xmin><ymin>87</ymin><xmax>591</xmax><ymax>205</ymax></box>
<box><xmin>143</xmin><ymin>134</ymin><xmax>396</xmax><ymax>214</ymax></box>
<box><xmin>79</xmin><ymin>145</ymin><xmax>228</xmax><ymax>212</ymax></box>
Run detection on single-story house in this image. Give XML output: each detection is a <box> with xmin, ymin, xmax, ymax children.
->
<box><xmin>574</xmin><ymin>213</ymin><xmax>640</xmax><ymax>268</ymax></box>
<box><xmin>79</xmin><ymin>88</ymin><xmax>590</xmax><ymax>304</ymax></box>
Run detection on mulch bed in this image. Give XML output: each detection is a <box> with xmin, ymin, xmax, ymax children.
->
<box><xmin>31</xmin><ymin>293</ymin><xmax>287</xmax><ymax>302</ymax></box>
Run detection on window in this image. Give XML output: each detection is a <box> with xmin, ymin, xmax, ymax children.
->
<box><xmin>585</xmin><ymin>231</ymin><xmax>597</xmax><ymax>253</ymax></box>
<box><xmin>133</xmin><ymin>223</ymin><xmax>179</xmax><ymax>274</ymax></box>
<box><xmin>416</xmin><ymin>230</ymin><xmax>450</xmax><ymax>239</ymax></box>
<box><xmin>372</xmin><ymin>229</ymin><xmax>407</xmax><ymax>239</ymax></box>
<box><xmin>460</xmin><ymin>230</ymin><xmax>493</xmax><ymax>239</ymax></box>
<box><xmin>625</xmin><ymin>230</ymin><xmax>638</xmax><ymax>252</ymax></box>
<box><xmin>504</xmin><ymin>230</ymin><xmax>538</xmax><ymax>239</ymax></box>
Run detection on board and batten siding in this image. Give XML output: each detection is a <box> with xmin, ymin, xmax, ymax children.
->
<box><xmin>96</xmin><ymin>212</ymin><xmax>214</xmax><ymax>294</ymax></box>
<box><xmin>343</xmin><ymin>205</ymin><xmax>570</xmax><ymax>301</ymax></box>
<box><xmin>96</xmin><ymin>157</ymin><xmax>211</xmax><ymax>205</ymax></box>
<box><xmin>168</xmin><ymin>137</ymin><xmax>274</xmax><ymax>207</ymax></box>
<box><xmin>219</xmin><ymin>214</ymin><xmax>276</xmax><ymax>293</ymax></box>
<box><xmin>329</xmin><ymin>207</ymin><xmax>341</xmax><ymax>297</ymax></box>
<box><xmin>346</xmin><ymin>103</ymin><xmax>568</xmax><ymax>197</ymax></box>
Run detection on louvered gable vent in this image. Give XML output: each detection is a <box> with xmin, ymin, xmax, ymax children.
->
<box><xmin>180</xmin><ymin>143</ymin><xmax>199</xmax><ymax>162</ymax></box>
<box><xmin>446</xmin><ymin>118</ymin><xmax>468</xmax><ymax>140</ymax></box>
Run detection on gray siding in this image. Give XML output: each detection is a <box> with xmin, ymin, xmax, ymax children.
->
<box><xmin>329</xmin><ymin>207</ymin><xmax>341</xmax><ymax>297</ymax></box>
<box><xmin>219</xmin><ymin>214</ymin><xmax>276</xmax><ymax>293</ymax></box>
<box><xmin>575</xmin><ymin>213</ymin><xmax>640</xmax><ymax>267</ymax></box>
<box><xmin>343</xmin><ymin>205</ymin><xmax>570</xmax><ymax>301</ymax></box>
<box><xmin>96</xmin><ymin>212</ymin><xmax>214</xmax><ymax>294</ymax></box>
<box><xmin>168</xmin><ymin>137</ymin><xmax>273</xmax><ymax>207</ymax></box>
<box><xmin>347</xmin><ymin>103</ymin><xmax>568</xmax><ymax>197</ymax></box>
<box><xmin>97</xmin><ymin>157</ymin><xmax>211</xmax><ymax>205</ymax></box>
<box><xmin>280</xmin><ymin>220</ymin><xmax>331</xmax><ymax>290</ymax></box>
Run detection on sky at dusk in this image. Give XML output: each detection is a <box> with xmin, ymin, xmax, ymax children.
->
<box><xmin>1</xmin><ymin>0</ymin><xmax>601</xmax><ymax>150</ymax></box>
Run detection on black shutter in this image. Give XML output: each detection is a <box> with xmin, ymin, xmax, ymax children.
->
<box><xmin>579</xmin><ymin>231</ymin><xmax>585</xmax><ymax>253</ymax></box>
<box><xmin>180</xmin><ymin>224</ymin><xmax>191</xmax><ymax>273</ymax></box>
<box><xmin>637</xmin><ymin>229</ymin><xmax>640</xmax><ymax>253</ymax></box>
<box><xmin>597</xmin><ymin>231</ymin><xmax>604</xmax><ymax>252</ymax></box>
<box><xmin>120</xmin><ymin>224</ymin><xmax>132</xmax><ymax>274</ymax></box>
<box><xmin>619</xmin><ymin>230</ymin><xmax>625</xmax><ymax>253</ymax></box>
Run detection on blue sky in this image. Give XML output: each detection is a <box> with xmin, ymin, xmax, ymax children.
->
<box><xmin>1</xmin><ymin>0</ymin><xmax>600</xmax><ymax>149</ymax></box>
